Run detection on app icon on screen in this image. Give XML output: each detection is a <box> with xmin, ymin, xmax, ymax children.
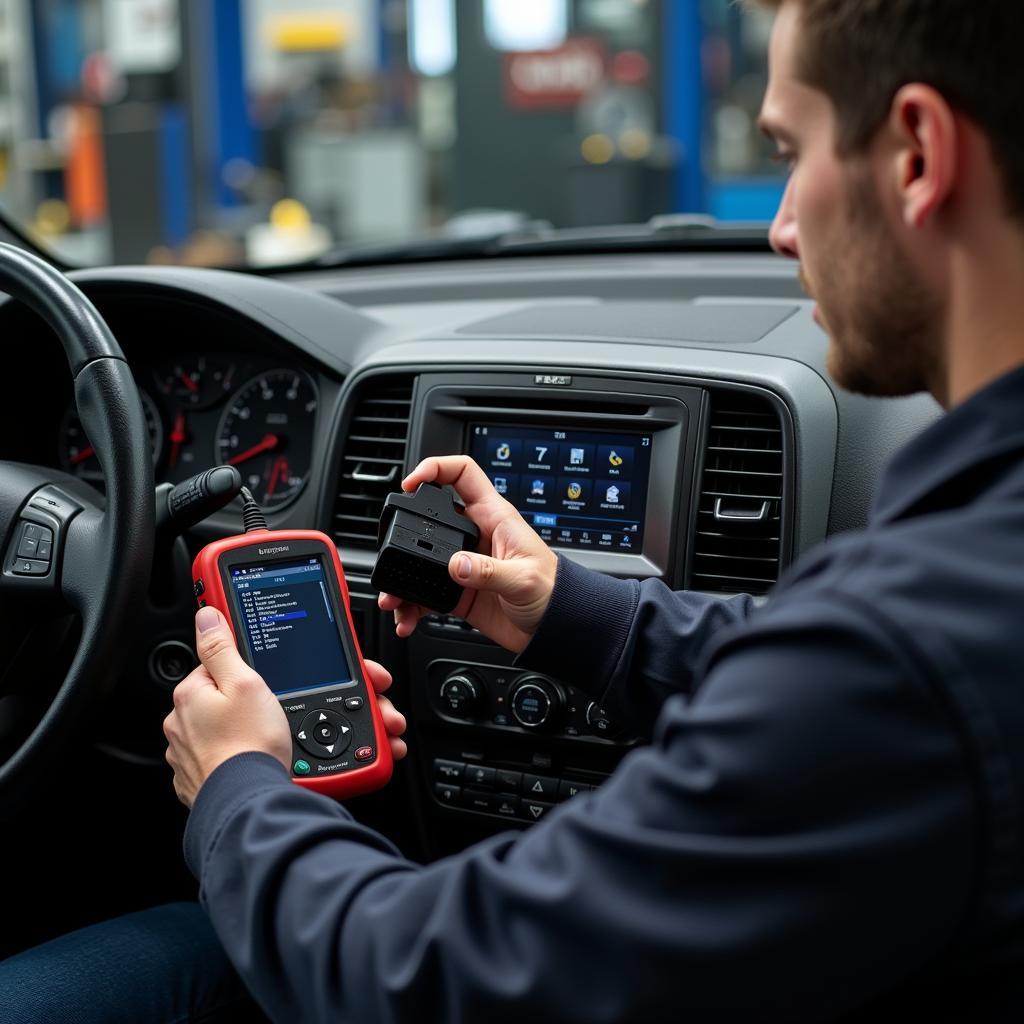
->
<box><xmin>605</xmin><ymin>484</ymin><xmax>620</xmax><ymax>503</ymax></box>
<box><xmin>496</xmin><ymin>443</ymin><xmax>511</xmax><ymax>461</ymax></box>
<box><xmin>567</xmin><ymin>481</ymin><xmax>582</xmax><ymax>500</ymax></box>
<box><xmin>531</xmin><ymin>479</ymin><xmax>546</xmax><ymax>496</ymax></box>
<box><xmin>608</xmin><ymin>451</ymin><xmax>623</xmax><ymax>467</ymax></box>
<box><xmin>494</xmin><ymin>477</ymin><xmax>509</xmax><ymax>494</ymax></box>
<box><xmin>570</xmin><ymin>448</ymin><xmax>585</xmax><ymax>465</ymax></box>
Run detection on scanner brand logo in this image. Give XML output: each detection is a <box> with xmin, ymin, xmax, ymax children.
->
<box><xmin>258</xmin><ymin>546</ymin><xmax>291</xmax><ymax>555</ymax></box>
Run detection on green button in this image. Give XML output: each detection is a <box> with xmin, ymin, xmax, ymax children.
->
<box><xmin>293</xmin><ymin>759</ymin><xmax>311</xmax><ymax>775</ymax></box>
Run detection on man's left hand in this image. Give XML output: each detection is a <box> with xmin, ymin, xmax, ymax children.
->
<box><xmin>164</xmin><ymin>605</ymin><xmax>407</xmax><ymax>808</ymax></box>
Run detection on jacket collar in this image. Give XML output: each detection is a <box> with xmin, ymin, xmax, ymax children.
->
<box><xmin>872</xmin><ymin>363</ymin><xmax>1024</xmax><ymax>524</ymax></box>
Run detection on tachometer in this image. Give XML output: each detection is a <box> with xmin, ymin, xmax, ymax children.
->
<box><xmin>215</xmin><ymin>369</ymin><xmax>318</xmax><ymax>510</ymax></box>
<box><xmin>155</xmin><ymin>355</ymin><xmax>238</xmax><ymax>410</ymax></box>
<box><xmin>59</xmin><ymin>389</ymin><xmax>164</xmax><ymax>481</ymax></box>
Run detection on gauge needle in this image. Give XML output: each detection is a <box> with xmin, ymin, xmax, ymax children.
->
<box><xmin>179</xmin><ymin>372</ymin><xmax>199</xmax><ymax>394</ymax></box>
<box><xmin>266</xmin><ymin>455</ymin><xmax>289</xmax><ymax>499</ymax></box>
<box><xmin>228</xmin><ymin>433</ymin><xmax>279</xmax><ymax>466</ymax></box>
<box><xmin>169</xmin><ymin>411</ymin><xmax>187</xmax><ymax>468</ymax></box>
<box><xmin>70</xmin><ymin>445</ymin><xmax>95</xmax><ymax>466</ymax></box>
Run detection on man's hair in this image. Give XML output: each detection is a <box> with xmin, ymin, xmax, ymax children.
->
<box><xmin>751</xmin><ymin>0</ymin><xmax>1024</xmax><ymax>219</ymax></box>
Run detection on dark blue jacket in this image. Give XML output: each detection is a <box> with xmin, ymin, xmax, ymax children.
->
<box><xmin>185</xmin><ymin>366</ymin><xmax>1024</xmax><ymax>1023</ymax></box>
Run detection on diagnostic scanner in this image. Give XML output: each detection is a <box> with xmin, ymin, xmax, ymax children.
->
<box><xmin>192</xmin><ymin>489</ymin><xmax>392</xmax><ymax>799</ymax></box>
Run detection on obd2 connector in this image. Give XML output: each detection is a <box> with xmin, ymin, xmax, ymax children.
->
<box><xmin>371</xmin><ymin>483</ymin><xmax>480</xmax><ymax>612</ymax></box>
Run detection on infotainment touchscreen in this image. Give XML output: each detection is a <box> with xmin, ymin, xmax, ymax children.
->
<box><xmin>468</xmin><ymin>423</ymin><xmax>653</xmax><ymax>551</ymax></box>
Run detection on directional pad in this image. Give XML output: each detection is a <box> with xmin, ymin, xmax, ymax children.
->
<box><xmin>296</xmin><ymin>709</ymin><xmax>353</xmax><ymax>760</ymax></box>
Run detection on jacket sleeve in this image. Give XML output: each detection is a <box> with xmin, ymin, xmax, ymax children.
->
<box><xmin>516</xmin><ymin>555</ymin><xmax>757</xmax><ymax>732</ymax></box>
<box><xmin>184</xmin><ymin>590</ymin><xmax>977</xmax><ymax>1024</ymax></box>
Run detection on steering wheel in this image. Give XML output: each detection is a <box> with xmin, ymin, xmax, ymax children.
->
<box><xmin>0</xmin><ymin>243</ymin><xmax>153</xmax><ymax>818</ymax></box>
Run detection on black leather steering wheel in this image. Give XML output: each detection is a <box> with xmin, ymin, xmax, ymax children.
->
<box><xmin>0</xmin><ymin>243</ymin><xmax>153</xmax><ymax>817</ymax></box>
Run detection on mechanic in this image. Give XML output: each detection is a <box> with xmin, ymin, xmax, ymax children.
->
<box><xmin>5</xmin><ymin>0</ymin><xmax>1024</xmax><ymax>1020</ymax></box>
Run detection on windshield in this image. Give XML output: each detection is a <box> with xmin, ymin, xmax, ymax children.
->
<box><xmin>0</xmin><ymin>0</ymin><xmax>784</xmax><ymax>268</ymax></box>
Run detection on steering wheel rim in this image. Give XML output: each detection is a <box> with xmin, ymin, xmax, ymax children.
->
<box><xmin>0</xmin><ymin>243</ymin><xmax>153</xmax><ymax>816</ymax></box>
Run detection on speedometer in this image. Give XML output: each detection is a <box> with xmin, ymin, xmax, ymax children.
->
<box><xmin>215</xmin><ymin>369</ymin><xmax>318</xmax><ymax>510</ymax></box>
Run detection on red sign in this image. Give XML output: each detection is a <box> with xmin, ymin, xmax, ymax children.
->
<box><xmin>504</xmin><ymin>38</ymin><xmax>606</xmax><ymax>111</ymax></box>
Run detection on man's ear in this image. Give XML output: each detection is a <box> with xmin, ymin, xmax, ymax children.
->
<box><xmin>889</xmin><ymin>84</ymin><xmax>958</xmax><ymax>229</ymax></box>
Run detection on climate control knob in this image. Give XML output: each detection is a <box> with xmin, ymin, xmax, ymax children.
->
<box><xmin>509</xmin><ymin>676</ymin><xmax>562</xmax><ymax>729</ymax></box>
<box><xmin>439</xmin><ymin>672</ymin><xmax>481</xmax><ymax>719</ymax></box>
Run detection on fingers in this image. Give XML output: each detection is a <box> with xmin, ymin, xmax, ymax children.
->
<box><xmin>448</xmin><ymin>550</ymin><xmax>543</xmax><ymax>600</ymax></box>
<box><xmin>402</xmin><ymin>457</ymin><xmax>513</xmax><ymax>533</ymax></box>
<box><xmin>363</xmin><ymin>658</ymin><xmax>392</xmax><ymax>694</ymax></box>
<box><xmin>194</xmin><ymin>606</ymin><xmax>261</xmax><ymax>694</ymax></box>
<box><xmin>376</xmin><ymin>694</ymin><xmax>406</xmax><ymax>738</ymax></box>
<box><xmin>376</xmin><ymin>592</ymin><xmax>427</xmax><ymax>637</ymax></box>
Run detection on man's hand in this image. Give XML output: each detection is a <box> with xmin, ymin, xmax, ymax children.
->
<box><xmin>164</xmin><ymin>606</ymin><xmax>407</xmax><ymax>808</ymax></box>
<box><xmin>378</xmin><ymin>456</ymin><xmax>558</xmax><ymax>651</ymax></box>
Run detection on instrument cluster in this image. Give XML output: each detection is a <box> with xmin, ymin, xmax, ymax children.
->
<box><xmin>58</xmin><ymin>354</ymin><xmax>319</xmax><ymax>510</ymax></box>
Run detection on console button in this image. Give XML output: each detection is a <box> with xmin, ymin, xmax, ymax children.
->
<box><xmin>439</xmin><ymin>672</ymin><xmax>481</xmax><ymax>718</ymax></box>
<box><xmin>434</xmin><ymin>759</ymin><xmax>464</xmax><ymax>783</ymax></box>
<box><xmin>344</xmin><ymin>696</ymin><xmax>364</xmax><ymax>711</ymax></box>
<box><xmin>435</xmin><ymin>783</ymin><xmax>460</xmax><ymax>805</ymax></box>
<box><xmin>354</xmin><ymin>746</ymin><xmax>374</xmax><ymax>761</ymax></box>
<box><xmin>465</xmin><ymin>764</ymin><xmax>496</xmax><ymax>789</ymax></box>
<box><xmin>495</xmin><ymin>769</ymin><xmax>522</xmax><ymax>792</ymax></box>
<box><xmin>494</xmin><ymin>795</ymin><xmax>519</xmax><ymax>818</ymax></box>
<box><xmin>558</xmin><ymin>780</ymin><xmax>590</xmax><ymax>801</ymax></box>
<box><xmin>193</xmin><ymin>578</ymin><xmax>205</xmax><ymax>597</ymax></box>
<box><xmin>523</xmin><ymin>774</ymin><xmax>558</xmax><ymax>801</ymax></box>
<box><xmin>293</xmin><ymin>760</ymin><xmax>311</xmax><ymax>775</ymax></box>
<box><xmin>462</xmin><ymin>789</ymin><xmax>497</xmax><ymax>813</ymax></box>
<box><xmin>585</xmin><ymin>702</ymin><xmax>621</xmax><ymax>738</ymax></box>
<box><xmin>520</xmin><ymin>800</ymin><xmax>553</xmax><ymax>822</ymax></box>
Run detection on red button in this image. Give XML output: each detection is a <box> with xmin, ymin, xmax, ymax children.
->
<box><xmin>355</xmin><ymin>746</ymin><xmax>374</xmax><ymax>761</ymax></box>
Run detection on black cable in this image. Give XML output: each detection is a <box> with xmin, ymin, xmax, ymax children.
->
<box><xmin>239</xmin><ymin>486</ymin><xmax>268</xmax><ymax>533</ymax></box>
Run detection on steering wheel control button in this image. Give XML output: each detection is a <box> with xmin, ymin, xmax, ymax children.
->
<box><xmin>520</xmin><ymin>800</ymin><xmax>554</xmax><ymax>822</ymax></box>
<box><xmin>13</xmin><ymin>558</ymin><xmax>49</xmax><ymax>576</ymax></box>
<box><xmin>523</xmin><ymin>774</ymin><xmax>558</xmax><ymax>801</ymax></box>
<box><xmin>465</xmin><ymin>764</ymin><xmax>495</xmax><ymax>789</ymax></box>
<box><xmin>434</xmin><ymin>759</ymin><xmax>464</xmax><ymax>782</ymax></box>
<box><xmin>17</xmin><ymin>523</ymin><xmax>45</xmax><ymax>558</ymax></box>
<box><xmin>297</xmin><ymin>709</ymin><xmax>352</xmax><ymax>759</ymax></box>
<box><xmin>293</xmin><ymin>760</ymin><xmax>311</xmax><ymax>775</ymax></box>
<box><xmin>355</xmin><ymin>746</ymin><xmax>374</xmax><ymax>761</ymax></box>
<box><xmin>343</xmin><ymin>696</ymin><xmax>363</xmax><ymax>711</ymax></box>
<box><xmin>36</xmin><ymin>539</ymin><xmax>52</xmax><ymax>561</ymax></box>
<box><xmin>149</xmin><ymin>641</ymin><xmax>198</xmax><ymax>686</ymax></box>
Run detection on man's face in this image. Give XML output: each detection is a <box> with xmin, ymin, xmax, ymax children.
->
<box><xmin>760</xmin><ymin>3</ymin><xmax>940</xmax><ymax>398</ymax></box>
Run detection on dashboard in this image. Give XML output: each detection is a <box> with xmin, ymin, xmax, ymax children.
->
<box><xmin>0</xmin><ymin>253</ymin><xmax>942</xmax><ymax>860</ymax></box>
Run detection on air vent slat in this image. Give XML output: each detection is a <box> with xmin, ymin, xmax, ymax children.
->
<box><xmin>691</xmin><ymin>390</ymin><xmax>786</xmax><ymax>596</ymax></box>
<box><xmin>332</xmin><ymin>375</ymin><xmax>415</xmax><ymax>548</ymax></box>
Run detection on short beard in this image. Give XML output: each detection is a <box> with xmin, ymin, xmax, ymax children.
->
<box><xmin>816</xmin><ymin>173</ymin><xmax>941</xmax><ymax>398</ymax></box>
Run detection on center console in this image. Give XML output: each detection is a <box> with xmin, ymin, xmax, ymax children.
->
<box><xmin>396</xmin><ymin>371</ymin><xmax>705</xmax><ymax>847</ymax></box>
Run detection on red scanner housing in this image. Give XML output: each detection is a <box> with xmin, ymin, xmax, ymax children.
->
<box><xmin>192</xmin><ymin>529</ymin><xmax>392</xmax><ymax>799</ymax></box>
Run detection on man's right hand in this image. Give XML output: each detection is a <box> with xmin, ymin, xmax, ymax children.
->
<box><xmin>377</xmin><ymin>456</ymin><xmax>558</xmax><ymax>652</ymax></box>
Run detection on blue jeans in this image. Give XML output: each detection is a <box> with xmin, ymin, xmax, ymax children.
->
<box><xmin>0</xmin><ymin>902</ymin><xmax>267</xmax><ymax>1023</ymax></box>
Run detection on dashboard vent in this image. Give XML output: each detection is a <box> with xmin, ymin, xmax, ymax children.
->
<box><xmin>333</xmin><ymin>375</ymin><xmax>414</xmax><ymax>548</ymax></box>
<box><xmin>691</xmin><ymin>390</ymin><xmax>785</xmax><ymax>595</ymax></box>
